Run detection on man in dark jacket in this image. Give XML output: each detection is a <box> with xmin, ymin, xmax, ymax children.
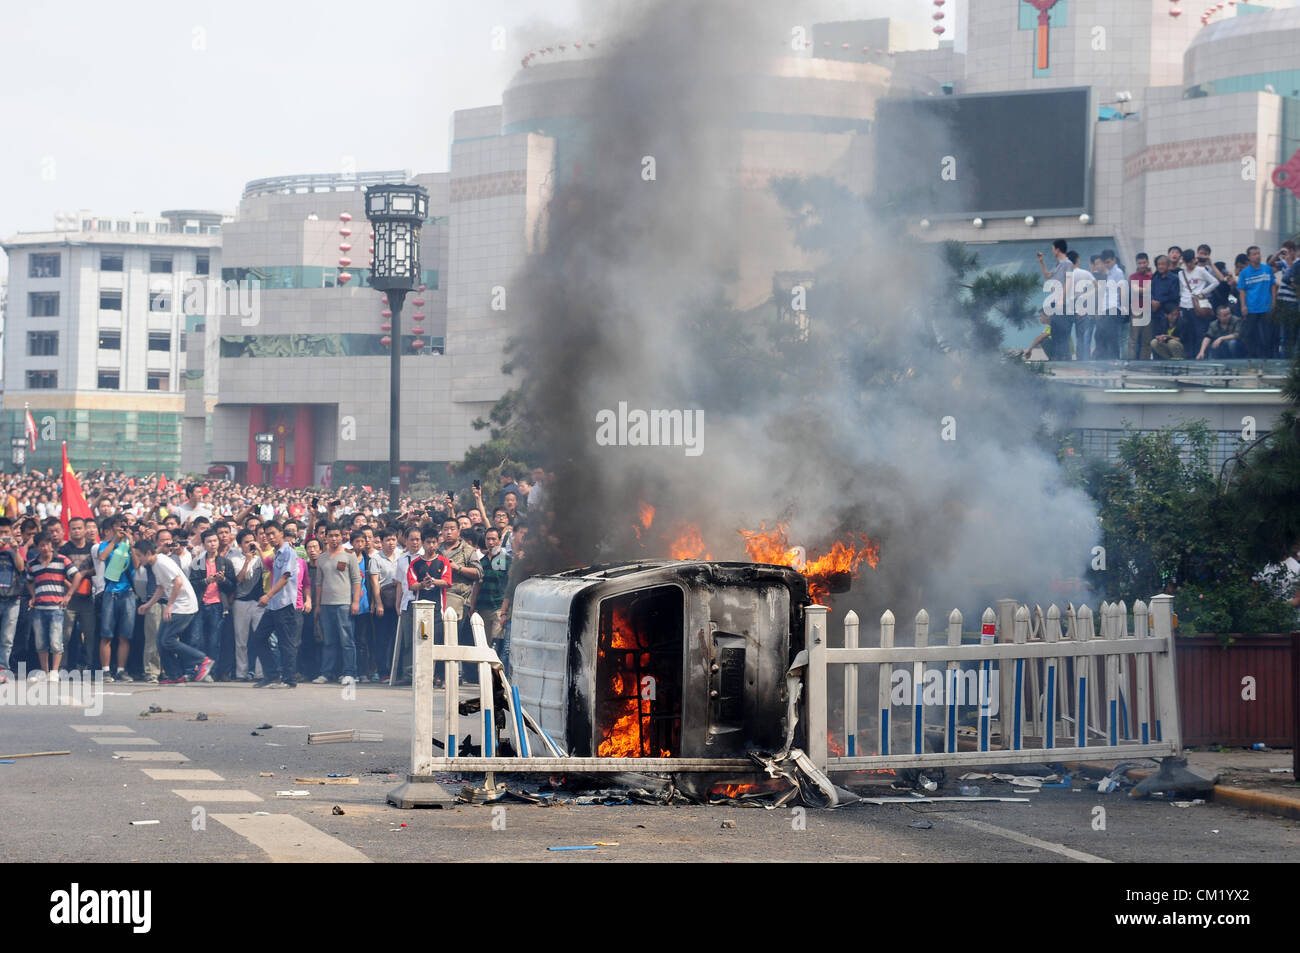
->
<box><xmin>188</xmin><ymin>529</ymin><xmax>236</xmax><ymax>681</ymax></box>
<box><xmin>1148</xmin><ymin>255</ymin><xmax>1182</xmax><ymax>359</ymax></box>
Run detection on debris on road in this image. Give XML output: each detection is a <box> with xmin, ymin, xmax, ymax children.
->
<box><xmin>548</xmin><ymin>845</ymin><xmax>599</xmax><ymax>851</ymax></box>
<box><xmin>720</xmin><ymin>820</ymin><xmax>737</xmax><ymax>829</ymax></box>
<box><xmin>1131</xmin><ymin>757</ymin><xmax>1217</xmax><ymax>799</ymax></box>
<box><xmin>0</xmin><ymin>750</ymin><xmax>70</xmax><ymax>760</ymax></box>
<box><xmin>195</xmin><ymin>712</ymin><xmax>208</xmax><ymax>722</ymax></box>
<box><xmin>250</xmin><ymin>731</ymin><xmax>260</xmax><ymax>736</ymax></box>
<box><xmin>1172</xmin><ymin>799</ymin><xmax>1206</xmax><ymax>807</ymax></box>
<box><xmin>129</xmin><ymin>820</ymin><xmax>160</xmax><ymax>826</ymax></box>
<box><xmin>258</xmin><ymin>772</ymin><xmax>274</xmax><ymax>777</ymax></box>
<box><xmin>908</xmin><ymin>819</ymin><xmax>933</xmax><ymax>829</ymax></box>
<box><xmin>275</xmin><ymin>790</ymin><xmax>310</xmax><ymax>797</ymax></box>
<box><xmin>958</xmin><ymin>785</ymin><xmax>981</xmax><ymax>796</ymax></box>
<box><xmin>257</xmin><ymin>723</ymin><xmax>273</xmax><ymax>730</ymax></box>
<box><xmin>332</xmin><ymin>805</ymin><xmax>345</xmax><ymax>815</ymax></box>
<box><xmin>308</xmin><ymin>729</ymin><xmax>383</xmax><ymax>744</ymax></box>
<box><xmin>294</xmin><ymin>777</ymin><xmax>359</xmax><ymax>785</ymax></box>
<box><xmin>858</xmin><ymin>796</ymin><xmax>1031</xmax><ymax>805</ymax></box>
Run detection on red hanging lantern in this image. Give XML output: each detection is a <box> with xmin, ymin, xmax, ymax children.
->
<box><xmin>418</xmin><ymin>284</ymin><xmax>426</xmax><ymax>292</ymax></box>
<box><xmin>339</xmin><ymin>212</ymin><xmax>352</xmax><ymax>222</ymax></box>
<box><xmin>338</xmin><ymin>272</ymin><xmax>352</xmax><ymax>284</ymax></box>
<box><xmin>411</xmin><ymin>339</ymin><xmax>425</xmax><ymax>350</ymax></box>
<box><xmin>338</xmin><ymin>242</ymin><xmax>352</xmax><ymax>252</ymax></box>
<box><xmin>382</xmin><ymin>310</ymin><xmax>391</xmax><ymax>317</ymax></box>
<box><xmin>337</xmin><ymin>257</ymin><xmax>352</xmax><ymax>267</ymax></box>
<box><xmin>339</xmin><ymin>227</ymin><xmax>352</xmax><ymax>237</ymax></box>
<box><xmin>344</xmin><ymin>463</ymin><xmax>359</xmax><ymax>472</ymax></box>
<box><xmin>380</xmin><ymin>323</ymin><xmax>391</xmax><ymax>332</ymax></box>
<box><xmin>411</xmin><ymin>313</ymin><xmax>426</xmax><ymax>320</ymax></box>
<box><xmin>380</xmin><ymin>336</ymin><xmax>392</xmax><ymax>347</ymax></box>
<box><xmin>412</xmin><ymin>297</ymin><xmax>425</xmax><ymax>306</ymax></box>
<box><xmin>933</xmin><ymin>25</ymin><xmax>945</xmax><ymax>34</ymax></box>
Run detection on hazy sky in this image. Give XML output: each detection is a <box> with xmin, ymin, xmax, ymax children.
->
<box><xmin>0</xmin><ymin>0</ymin><xmax>950</xmax><ymax>277</ymax></box>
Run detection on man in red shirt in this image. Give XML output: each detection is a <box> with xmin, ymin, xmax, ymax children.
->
<box><xmin>1128</xmin><ymin>252</ymin><xmax>1154</xmax><ymax>361</ymax></box>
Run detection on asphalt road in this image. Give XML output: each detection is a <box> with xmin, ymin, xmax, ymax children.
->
<box><xmin>3</xmin><ymin>680</ymin><xmax>1297</xmax><ymax>863</ymax></box>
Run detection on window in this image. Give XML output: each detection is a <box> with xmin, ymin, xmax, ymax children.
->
<box><xmin>29</xmin><ymin>292</ymin><xmax>59</xmax><ymax>316</ymax></box>
<box><xmin>179</xmin><ymin>334</ymin><xmax>187</xmax><ymax>353</ymax></box>
<box><xmin>27</xmin><ymin>332</ymin><xmax>59</xmax><ymax>356</ymax></box>
<box><xmin>150</xmin><ymin>253</ymin><xmax>173</xmax><ymax>273</ymax></box>
<box><xmin>99</xmin><ymin>290</ymin><xmax>122</xmax><ymax>310</ymax></box>
<box><xmin>135</xmin><ymin>221</ymin><xmax>150</xmax><ymax>233</ymax></box>
<box><xmin>97</xmin><ymin>371</ymin><xmax>120</xmax><ymax>390</ymax></box>
<box><xmin>148</xmin><ymin>332</ymin><xmax>171</xmax><ymax>352</ymax></box>
<box><xmin>116</xmin><ymin>221</ymin><xmax>130</xmax><ymax>232</ymax></box>
<box><xmin>147</xmin><ymin>372</ymin><xmax>170</xmax><ymax>391</ymax></box>
<box><xmin>155</xmin><ymin>223</ymin><xmax>169</xmax><ymax>234</ymax></box>
<box><xmin>148</xmin><ymin>291</ymin><xmax>171</xmax><ymax>313</ymax></box>
<box><xmin>195</xmin><ymin>255</ymin><xmax>210</xmax><ymax>276</ymax></box>
<box><xmin>81</xmin><ymin>219</ymin><xmax>93</xmax><ymax>231</ymax></box>
<box><xmin>100</xmin><ymin>251</ymin><xmax>124</xmax><ymax>271</ymax></box>
<box><xmin>97</xmin><ymin>220</ymin><xmax>111</xmax><ymax>232</ymax></box>
<box><xmin>26</xmin><ymin>370</ymin><xmax>58</xmax><ymax>389</ymax></box>
<box><xmin>28</xmin><ymin>253</ymin><xmax>60</xmax><ymax>278</ymax></box>
<box><xmin>99</xmin><ymin>330</ymin><xmax>122</xmax><ymax>350</ymax></box>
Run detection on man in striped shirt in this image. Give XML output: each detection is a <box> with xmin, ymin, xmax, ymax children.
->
<box><xmin>25</xmin><ymin>532</ymin><xmax>75</xmax><ymax>681</ymax></box>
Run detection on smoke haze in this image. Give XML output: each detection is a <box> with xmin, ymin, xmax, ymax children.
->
<box><xmin>506</xmin><ymin>0</ymin><xmax>1098</xmax><ymax>623</ymax></box>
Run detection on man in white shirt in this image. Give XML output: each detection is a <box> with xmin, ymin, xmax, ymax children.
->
<box><xmin>171</xmin><ymin>484</ymin><xmax>213</xmax><ymax>528</ymax></box>
<box><xmin>133</xmin><ymin>537</ymin><xmax>212</xmax><ymax>684</ymax></box>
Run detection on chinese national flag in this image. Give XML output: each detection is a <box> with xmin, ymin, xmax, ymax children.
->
<box><xmin>60</xmin><ymin>443</ymin><xmax>94</xmax><ymax>536</ymax></box>
<box><xmin>159</xmin><ymin>474</ymin><xmax>167</xmax><ymax>492</ymax></box>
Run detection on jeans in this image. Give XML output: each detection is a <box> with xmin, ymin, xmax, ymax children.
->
<box><xmin>198</xmin><ymin>602</ymin><xmax>224</xmax><ymax>669</ymax></box>
<box><xmin>0</xmin><ymin>597</ymin><xmax>19</xmax><ymax>671</ymax></box>
<box><xmin>31</xmin><ymin>607</ymin><xmax>66</xmax><ymax>655</ymax></box>
<box><xmin>318</xmin><ymin>604</ymin><xmax>356</xmax><ymax>680</ymax></box>
<box><xmin>99</xmin><ymin>588</ymin><xmax>137</xmax><ymax>643</ymax></box>
<box><xmin>250</xmin><ymin>605</ymin><xmax>301</xmax><ymax>684</ymax></box>
<box><xmin>141</xmin><ymin>602</ymin><xmax>163</xmax><ymax>679</ymax></box>
<box><xmin>373</xmin><ymin>608</ymin><xmax>398</xmax><ymax>681</ymax></box>
<box><xmin>158</xmin><ymin>612</ymin><xmax>205</xmax><ymax>678</ymax></box>
<box><xmin>1074</xmin><ymin>317</ymin><xmax>1095</xmax><ymax>360</ymax></box>
<box><xmin>1207</xmin><ymin>338</ymin><xmax>1246</xmax><ymax>359</ymax></box>
<box><xmin>1242</xmin><ymin>313</ymin><xmax>1265</xmax><ymax>357</ymax></box>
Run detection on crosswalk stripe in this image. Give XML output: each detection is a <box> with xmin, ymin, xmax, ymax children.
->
<box><xmin>69</xmin><ymin>725</ymin><xmax>134</xmax><ymax>733</ymax></box>
<box><xmin>92</xmin><ymin>737</ymin><xmax>159</xmax><ymax>745</ymax></box>
<box><xmin>140</xmin><ymin>768</ymin><xmax>224</xmax><ymax>781</ymax></box>
<box><xmin>211</xmin><ymin>813</ymin><xmax>371</xmax><ymax>863</ymax></box>
<box><xmin>114</xmin><ymin>751</ymin><xmax>190</xmax><ymax>761</ymax></box>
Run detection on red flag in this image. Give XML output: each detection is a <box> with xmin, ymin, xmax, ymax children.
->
<box><xmin>159</xmin><ymin>474</ymin><xmax>167</xmax><ymax>492</ymax></box>
<box><xmin>24</xmin><ymin>409</ymin><xmax>37</xmax><ymax>451</ymax></box>
<box><xmin>60</xmin><ymin>443</ymin><xmax>94</xmax><ymax>536</ymax></box>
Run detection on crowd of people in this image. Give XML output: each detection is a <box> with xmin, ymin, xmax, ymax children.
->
<box><xmin>0</xmin><ymin>468</ymin><xmax>548</xmax><ymax>689</ymax></box>
<box><xmin>1028</xmin><ymin>238</ymin><xmax>1299</xmax><ymax>362</ymax></box>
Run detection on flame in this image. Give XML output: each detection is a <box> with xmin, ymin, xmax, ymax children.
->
<box><xmin>828</xmin><ymin>736</ymin><xmax>845</xmax><ymax>757</ymax></box>
<box><xmin>711</xmin><ymin>782</ymin><xmax>760</xmax><ymax>799</ymax></box>
<box><xmin>740</xmin><ymin>523</ymin><xmax>880</xmax><ymax>603</ymax></box>
<box><xmin>668</xmin><ymin>523</ymin><xmax>711</xmax><ymax>560</ymax></box>
<box><xmin>634</xmin><ymin>501</ymin><xmax>656</xmax><ymax>540</ymax></box>
<box><xmin>597</xmin><ymin>604</ymin><xmax>670</xmax><ymax>758</ymax></box>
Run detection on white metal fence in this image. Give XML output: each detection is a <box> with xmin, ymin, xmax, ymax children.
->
<box><xmin>804</xmin><ymin>594</ymin><xmax>1182</xmax><ymax>773</ymax></box>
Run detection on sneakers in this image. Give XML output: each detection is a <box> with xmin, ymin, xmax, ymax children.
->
<box><xmin>194</xmin><ymin>657</ymin><xmax>214</xmax><ymax>682</ymax></box>
<box><xmin>144</xmin><ymin>674</ymin><xmax>160</xmax><ymax>684</ymax></box>
<box><xmin>101</xmin><ymin>669</ymin><xmax>115</xmax><ymax>683</ymax></box>
<box><xmin>199</xmin><ymin>674</ymin><xmax>214</xmax><ymax>683</ymax></box>
<box><xmin>0</xmin><ymin>668</ymin><xmax>9</xmax><ymax>684</ymax></box>
<box><xmin>115</xmin><ymin>669</ymin><xmax>134</xmax><ymax>683</ymax></box>
<box><xmin>28</xmin><ymin>670</ymin><xmax>44</xmax><ymax>683</ymax></box>
<box><xmin>159</xmin><ymin>675</ymin><xmax>188</xmax><ymax>685</ymax></box>
<box><xmin>311</xmin><ymin>675</ymin><xmax>328</xmax><ymax>684</ymax></box>
<box><xmin>339</xmin><ymin>675</ymin><xmax>356</xmax><ymax>686</ymax></box>
<box><xmin>266</xmin><ymin>680</ymin><xmax>291</xmax><ymax>689</ymax></box>
<box><xmin>50</xmin><ymin>670</ymin><xmax>60</xmax><ymax>683</ymax></box>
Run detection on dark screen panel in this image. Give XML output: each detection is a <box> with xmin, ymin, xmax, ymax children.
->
<box><xmin>875</xmin><ymin>88</ymin><xmax>1090</xmax><ymax>216</ymax></box>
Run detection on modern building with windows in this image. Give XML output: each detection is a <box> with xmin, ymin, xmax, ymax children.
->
<box><xmin>204</xmin><ymin>171</ymin><xmax>448</xmax><ymax>486</ymax></box>
<box><xmin>1</xmin><ymin>210</ymin><xmax>226</xmax><ymax>473</ymax></box>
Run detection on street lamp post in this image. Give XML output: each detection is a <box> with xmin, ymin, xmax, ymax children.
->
<box><xmin>364</xmin><ymin>183</ymin><xmax>429</xmax><ymax>515</ymax></box>
<box><xmin>254</xmin><ymin>431</ymin><xmax>274</xmax><ymax>488</ymax></box>
<box><xmin>10</xmin><ymin>437</ymin><xmax>26</xmax><ymax>472</ymax></box>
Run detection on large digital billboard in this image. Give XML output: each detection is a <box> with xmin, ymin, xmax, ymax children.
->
<box><xmin>874</xmin><ymin>87</ymin><xmax>1092</xmax><ymax>219</ymax></box>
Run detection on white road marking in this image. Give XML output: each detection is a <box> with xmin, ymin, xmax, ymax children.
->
<box><xmin>140</xmin><ymin>768</ymin><xmax>225</xmax><ymax>781</ymax></box>
<box><xmin>92</xmin><ymin>737</ymin><xmax>159</xmax><ymax>745</ymax></box>
<box><xmin>69</xmin><ymin>725</ymin><xmax>134</xmax><ymax>733</ymax></box>
<box><xmin>114</xmin><ymin>751</ymin><xmax>190</xmax><ymax>761</ymax></box>
<box><xmin>211</xmin><ymin>813</ymin><xmax>370</xmax><ymax>863</ymax></box>
<box><xmin>172</xmin><ymin>789</ymin><xmax>263</xmax><ymax>802</ymax></box>
<box><xmin>943</xmin><ymin>816</ymin><xmax>1112</xmax><ymax>863</ymax></box>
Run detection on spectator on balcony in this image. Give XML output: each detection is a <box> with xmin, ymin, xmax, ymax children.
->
<box><xmin>1128</xmin><ymin>253</ymin><xmax>1154</xmax><ymax>361</ymax></box>
<box><xmin>1275</xmin><ymin>239</ymin><xmax>1298</xmax><ymax>358</ymax></box>
<box><xmin>1177</xmin><ymin>249</ymin><xmax>1219</xmax><ymax>357</ymax></box>
<box><xmin>1036</xmin><ymin>239</ymin><xmax>1073</xmax><ymax>360</ymax></box>
<box><xmin>1238</xmin><ymin>245</ymin><xmax>1275</xmax><ymax>358</ymax></box>
<box><xmin>1148</xmin><ymin>255</ymin><xmax>1181</xmax><ymax>358</ymax></box>
<box><xmin>1196</xmin><ymin>306</ymin><xmax>1245</xmax><ymax>360</ymax></box>
<box><xmin>1064</xmin><ymin>251</ymin><xmax>1094</xmax><ymax>359</ymax></box>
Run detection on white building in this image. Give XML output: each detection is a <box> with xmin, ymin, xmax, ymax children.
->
<box><xmin>0</xmin><ymin>210</ymin><xmax>226</xmax><ymax>473</ymax></box>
